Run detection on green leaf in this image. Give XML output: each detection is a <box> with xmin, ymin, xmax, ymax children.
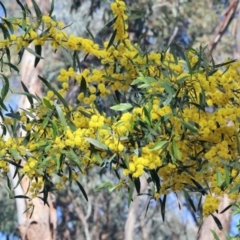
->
<box><xmin>109</xmin><ymin>184</ymin><xmax>119</xmax><ymax>193</ymax></box>
<box><xmin>0</xmin><ymin>98</ymin><xmax>7</xmax><ymax>111</ymax></box>
<box><xmin>134</xmin><ymin>177</ymin><xmax>141</xmax><ymax>195</ymax></box>
<box><xmin>31</xmin><ymin>0</ymin><xmax>42</xmax><ymax>21</ymax></box>
<box><xmin>25</xmin><ymin>47</ymin><xmax>44</xmax><ymax>60</ymax></box>
<box><xmin>80</xmin><ymin>76</ymin><xmax>87</xmax><ymax>95</ymax></box>
<box><xmin>9</xmin><ymin>148</ymin><xmax>23</xmax><ymax>160</ymax></box>
<box><xmin>128</xmin><ymin>181</ymin><xmax>134</xmax><ymax>207</ymax></box>
<box><xmin>224</xmin><ymin>166</ymin><xmax>230</xmax><ymax>186</ymax></box>
<box><xmin>191</xmin><ymin>178</ymin><xmax>207</xmax><ymax>195</ymax></box>
<box><xmin>38</xmin><ymin>75</ymin><xmax>69</xmax><ymax>110</ymax></box>
<box><xmin>34</xmin><ymin>45</ymin><xmax>42</xmax><ymax>67</ymax></box>
<box><xmin>16</xmin><ymin>0</ymin><xmax>27</xmax><ymax>18</ymax></box>
<box><xmin>149</xmin><ymin>170</ymin><xmax>161</xmax><ymax>192</ymax></box>
<box><xmin>1</xmin><ymin>19</ymin><xmax>13</xmax><ymax>34</ymax></box>
<box><xmin>86</xmin><ymin>26</ymin><xmax>95</xmax><ymax>41</ymax></box>
<box><xmin>21</xmin><ymin>81</ymin><xmax>34</xmax><ymax>108</ymax></box>
<box><xmin>216</xmin><ymin>169</ymin><xmax>223</xmax><ymax>187</ymax></box>
<box><xmin>210</xmin><ymin>214</ymin><xmax>223</xmax><ymax>230</ymax></box>
<box><xmin>110</xmin><ymin>103</ymin><xmax>133</xmax><ymax>111</ymax></box>
<box><xmin>107</xmin><ymin>29</ymin><xmax>117</xmax><ymax>50</ymax></box>
<box><xmin>0</xmin><ymin>23</ymin><xmax>10</xmax><ymax>39</ymax></box>
<box><xmin>14</xmin><ymin>195</ymin><xmax>30</xmax><ymax>199</ymax></box>
<box><xmin>0</xmin><ymin>74</ymin><xmax>9</xmax><ymax>101</ymax></box>
<box><xmin>159</xmin><ymin>194</ymin><xmax>167</xmax><ymax>221</ymax></box>
<box><xmin>73</xmin><ymin>51</ymin><xmax>81</xmax><ymax>72</ymax></box>
<box><xmin>105</xmin><ymin>16</ymin><xmax>118</xmax><ymax>28</ymax></box>
<box><xmin>43</xmin><ymin>98</ymin><xmax>53</xmax><ymax>109</ymax></box>
<box><xmin>20</xmin><ymin>108</ymin><xmax>36</xmax><ymax>119</ymax></box>
<box><xmin>236</xmin><ymin>133</ymin><xmax>240</xmax><ymax>156</ymax></box>
<box><xmin>60</xmin><ymin>46</ymin><xmax>73</xmax><ymax>66</ymax></box>
<box><xmin>138</xmin><ymin>83</ymin><xmax>149</xmax><ymax>89</ymax></box>
<box><xmin>211</xmin><ymin>230</ymin><xmax>220</xmax><ymax>240</ymax></box>
<box><xmin>229</xmin><ymin>183</ymin><xmax>240</xmax><ymax>194</ymax></box>
<box><xmin>94</xmin><ymin>182</ymin><xmax>113</xmax><ymax>192</ymax></box>
<box><xmin>93</xmin><ymin>152</ymin><xmax>103</xmax><ymax>165</ymax></box>
<box><xmin>76</xmin><ymin>181</ymin><xmax>88</xmax><ymax>201</ymax></box>
<box><xmin>49</xmin><ymin>0</ymin><xmax>54</xmax><ymax>16</ymax></box>
<box><xmin>3</xmin><ymin>181</ymin><xmax>14</xmax><ymax>198</ymax></box>
<box><xmin>143</xmin><ymin>106</ymin><xmax>151</xmax><ymax>125</ymax></box>
<box><xmin>0</xmin><ymin>1</ymin><xmax>7</xmax><ymax>17</ymax></box>
<box><xmin>50</xmin><ymin>120</ymin><xmax>58</xmax><ymax>140</ymax></box>
<box><xmin>183</xmin><ymin>189</ymin><xmax>196</xmax><ymax>212</ymax></box>
<box><xmin>55</xmin><ymin>104</ymin><xmax>67</xmax><ymax>131</ymax></box>
<box><xmin>5</xmin><ymin>47</ymin><xmax>11</xmax><ymax>63</ymax></box>
<box><xmin>172</xmin><ymin>140</ymin><xmax>181</xmax><ymax>160</ymax></box>
<box><xmin>145</xmin><ymin>198</ymin><xmax>152</xmax><ymax>217</ymax></box>
<box><xmin>3</xmin><ymin>62</ymin><xmax>19</xmax><ymax>73</ymax></box>
<box><xmin>41</xmin><ymin>116</ymin><xmax>49</xmax><ymax>129</ymax></box>
<box><xmin>181</xmin><ymin>120</ymin><xmax>198</xmax><ymax>134</ymax></box>
<box><xmin>219</xmin><ymin>204</ymin><xmax>232</xmax><ymax>214</ymax></box>
<box><xmin>85</xmin><ymin>137</ymin><xmax>108</xmax><ymax>150</ymax></box>
<box><xmin>150</xmin><ymin>141</ymin><xmax>168</xmax><ymax>151</ymax></box>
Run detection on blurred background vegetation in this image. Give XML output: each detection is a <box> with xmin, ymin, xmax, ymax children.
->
<box><xmin>0</xmin><ymin>0</ymin><xmax>239</xmax><ymax>239</ymax></box>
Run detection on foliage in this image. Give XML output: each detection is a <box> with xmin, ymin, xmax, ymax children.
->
<box><xmin>0</xmin><ymin>0</ymin><xmax>240</xmax><ymax>237</ymax></box>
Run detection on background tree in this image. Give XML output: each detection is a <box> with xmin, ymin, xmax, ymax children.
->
<box><xmin>0</xmin><ymin>1</ymin><xmax>240</xmax><ymax>240</ymax></box>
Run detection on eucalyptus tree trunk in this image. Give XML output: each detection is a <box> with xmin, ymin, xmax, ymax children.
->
<box><xmin>198</xmin><ymin>195</ymin><xmax>231</xmax><ymax>240</ymax></box>
<box><xmin>10</xmin><ymin>1</ymin><xmax>57</xmax><ymax>239</ymax></box>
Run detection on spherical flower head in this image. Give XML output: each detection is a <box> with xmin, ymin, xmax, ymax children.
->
<box><xmin>202</xmin><ymin>195</ymin><xmax>220</xmax><ymax>217</ymax></box>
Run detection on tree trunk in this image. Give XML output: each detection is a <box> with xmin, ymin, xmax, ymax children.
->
<box><xmin>198</xmin><ymin>195</ymin><xmax>231</xmax><ymax>240</ymax></box>
<box><xmin>10</xmin><ymin>1</ymin><xmax>57</xmax><ymax>239</ymax></box>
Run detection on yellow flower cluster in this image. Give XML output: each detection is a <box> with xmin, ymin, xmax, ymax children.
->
<box><xmin>202</xmin><ymin>195</ymin><xmax>220</xmax><ymax>217</ymax></box>
<box><xmin>111</xmin><ymin>0</ymin><xmax>128</xmax><ymax>41</ymax></box>
<box><xmin>1</xmin><ymin>0</ymin><xmax>240</xmax><ymax>218</ymax></box>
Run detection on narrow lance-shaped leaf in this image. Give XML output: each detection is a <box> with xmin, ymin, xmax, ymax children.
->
<box><xmin>219</xmin><ymin>204</ymin><xmax>232</xmax><ymax>214</ymax></box>
<box><xmin>0</xmin><ymin>74</ymin><xmax>9</xmax><ymax>101</ymax></box>
<box><xmin>80</xmin><ymin>76</ymin><xmax>87</xmax><ymax>95</ymax></box>
<box><xmin>183</xmin><ymin>189</ymin><xmax>196</xmax><ymax>212</ymax></box>
<box><xmin>43</xmin><ymin>98</ymin><xmax>53</xmax><ymax>109</ymax></box>
<box><xmin>172</xmin><ymin>139</ymin><xmax>181</xmax><ymax>160</ymax></box>
<box><xmin>128</xmin><ymin>181</ymin><xmax>134</xmax><ymax>207</ymax></box>
<box><xmin>21</xmin><ymin>81</ymin><xmax>34</xmax><ymax>108</ymax></box>
<box><xmin>150</xmin><ymin>141</ymin><xmax>168</xmax><ymax>151</ymax></box>
<box><xmin>55</xmin><ymin>104</ymin><xmax>67</xmax><ymax>131</ymax></box>
<box><xmin>16</xmin><ymin>0</ymin><xmax>27</xmax><ymax>18</ymax></box>
<box><xmin>38</xmin><ymin>75</ymin><xmax>69</xmax><ymax>109</ymax></box>
<box><xmin>94</xmin><ymin>182</ymin><xmax>113</xmax><ymax>192</ymax></box>
<box><xmin>236</xmin><ymin>132</ymin><xmax>240</xmax><ymax>156</ymax></box>
<box><xmin>181</xmin><ymin>120</ymin><xmax>199</xmax><ymax>134</ymax></box>
<box><xmin>85</xmin><ymin>137</ymin><xmax>108</xmax><ymax>150</ymax></box>
<box><xmin>210</xmin><ymin>214</ymin><xmax>223</xmax><ymax>230</ymax></box>
<box><xmin>4</xmin><ymin>62</ymin><xmax>19</xmax><ymax>73</ymax></box>
<box><xmin>229</xmin><ymin>183</ymin><xmax>240</xmax><ymax>194</ymax></box>
<box><xmin>31</xmin><ymin>0</ymin><xmax>42</xmax><ymax>21</ymax></box>
<box><xmin>73</xmin><ymin>51</ymin><xmax>81</xmax><ymax>72</ymax></box>
<box><xmin>110</xmin><ymin>103</ymin><xmax>133</xmax><ymax>111</ymax></box>
<box><xmin>34</xmin><ymin>45</ymin><xmax>42</xmax><ymax>67</ymax></box>
<box><xmin>49</xmin><ymin>0</ymin><xmax>55</xmax><ymax>16</ymax></box>
<box><xmin>107</xmin><ymin>29</ymin><xmax>117</xmax><ymax>50</ymax></box>
<box><xmin>25</xmin><ymin>47</ymin><xmax>44</xmax><ymax>61</ymax></box>
<box><xmin>76</xmin><ymin>181</ymin><xmax>88</xmax><ymax>201</ymax></box>
<box><xmin>210</xmin><ymin>230</ymin><xmax>220</xmax><ymax>240</ymax></box>
<box><xmin>86</xmin><ymin>26</ymin><xmax>95</xmax><ymax>41</ymax></box>
<box><xmin>216</xmin><ymin>169</ymin><xmax>223</xmax><ymax>187</ymax></box>
<box><xmin>159</xmin><ymin>194</ymin><xmax>167</xmax><ymax>221</ymax></box>
<box><xmin>145</xmin><ymin>198</ymin><xmax>152</xmax><ymax>217</ymax></box>
<box><xmin>0</xmin><ymin>1</ymin><xmax>7</xmax><ymax>17</ymax></box>
<box><xmin>1</xmin><ymin>19</ymin><xmax>14</xmax><ymax>34</ymax></box>
<box><xmin>0</xmin><ymin>23</ymin><xmax>10</xmax><ymax>39</ymax></box>
<box><xmin>134</xmin><ymin>177</ymin><xmax>141</xmax><ymax>195</ymax></box>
